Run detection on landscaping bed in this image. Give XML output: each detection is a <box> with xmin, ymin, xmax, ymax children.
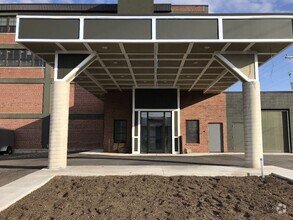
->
<box><xmin>0</xmin><ymin>175</ymin><xmax>292</xmax><ymax>219</ymax></box>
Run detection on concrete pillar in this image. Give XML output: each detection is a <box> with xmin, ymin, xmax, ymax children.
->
<box><xmin>48</xmin><ymin>81</ymin><xmax>70</xmax><ymax>170</ymax></box>
<box><xmin>243</xmin><ymin>81</ymin><xmax>263</xmax><ymax>168</ymax></box>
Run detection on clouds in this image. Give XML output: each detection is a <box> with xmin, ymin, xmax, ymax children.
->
<box><xmin>0</xmin><ymin>0</ymin><xmax>293</xmax><ymax>13</ymax></box>
<box><xmin>157</xmin><ymin>0</ymin><xmax>293</xmax><ymax>13</ymax></box>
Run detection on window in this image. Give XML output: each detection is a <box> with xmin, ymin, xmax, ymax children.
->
<box><xmin>0</xmin><ymin>49</ymin><xmax>44</xmax><ymax>67</ymax></box>
<box><xmin>186</xmin><ymin>120</ymin><xmax>199</xmax><ymax>144</ymax></box>
<box><xmin>0</xmin><ymin>16</ymin><xmax>16</xmax><ymax>33</ymax></box>
<box><xmin>114</xmin><ymin>120</ymin><xmax>127</xmax><ymax>143</ymax></box>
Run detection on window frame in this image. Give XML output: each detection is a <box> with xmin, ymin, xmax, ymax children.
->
<box><xmin>0</xmin><ymin>49</ymin><xmax>44</xmax><ymax>67</ymax></box>
<box><xmin>0</xmin><ymin>16</ymin><xmax>16</xmax><ymax>33</ymax></box>
<box><xmin>113</xmin><ymin>120</ymin><xmax>127</xmax><ymax>144</ymax></box>
<box><xmin>186</xmin><ymin>120</ymin><xmax>200</xmax><ymax>144</ymax></box>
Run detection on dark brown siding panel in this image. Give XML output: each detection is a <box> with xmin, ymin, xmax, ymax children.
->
<box><xmin>157</xmin><ymin>19</ymin><xmax>218</xmax><ymax>39</ymax></box>
<box><xmin>223</xmin><ymin>19</ymin><xmax>293</xmax><ymax>39</ymax></box>
<box><xmin>84</xmin><ymin>19</ymin><xmax>152</xmax><ymax>39</ymax></box>
<box><xmin>57</xmin><ymin>54</ymin><xmax>88</xmax><ymax>79</ymax></box>
<box><xmin>135</xmin><ymin>89</ymin><xmax>178</xmax><ymax>109</ymax></box>
<box><xmin>19</xmin><ymin>18</ymin><xmax>79</xmax><ymax>39</ymax></box>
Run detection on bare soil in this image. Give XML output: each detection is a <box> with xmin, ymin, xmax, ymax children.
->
<box><xmin>0</xmin><ymin>175</ymin><xmax>292</xmax><ymax>220</ymax></box>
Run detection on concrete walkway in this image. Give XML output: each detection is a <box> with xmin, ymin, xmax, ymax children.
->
<box><xmin>0</xmin><ymin>165</ymin><xmax>293</xmax><ymax>212</ymax></box>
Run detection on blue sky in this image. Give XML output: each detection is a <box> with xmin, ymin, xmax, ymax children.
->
<box><xmin>1</xmin><ymin>0</ymin><xmax>293</xmax><ymax>91</ymax></box>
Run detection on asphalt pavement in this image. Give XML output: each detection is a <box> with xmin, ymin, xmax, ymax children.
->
<box><xmin>0</xmin><ymin>152</ymin><xmax>292</xmax><ymax>187</ymax></box>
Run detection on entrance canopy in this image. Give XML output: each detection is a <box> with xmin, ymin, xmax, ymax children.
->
<box><xmin>16</xmin><ymin>15</ymin><xmax>293</xmax><ymax>96</ymax></box>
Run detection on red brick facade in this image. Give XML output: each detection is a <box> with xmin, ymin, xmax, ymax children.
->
<box><xmin>0</xmin><ymin>68</ymin><xmax>44</xmax><ymax>78</ymax></box>
<box><xmin>69</xmin><ymin>84</ymin><xmax>104</xmax><ymax>114</ymax></box>
<box><xmin>0</xmin><ymin>84</ymin><xmax>44</xmax><ymax>114</ymax></box>
<box><xmin>103</xmin><ymin>91</ymin><xmax>132</xmax><ymax>152</ymax></box>
<box><xmin>0</xmin><ymin>34</ymin><xmax>16</xmax><ymax>44</ymax></box>
<box><xmin>180</xmin><ymin>91</ymin><xmax>227</xmax><ymax>153</ymax></box>
<box><xmin>0</xmin><ymin>83</ymin><xmax>104</xmax><ymax>149</ymax></box>
<box><xmin>103</xmin><ymin>91</ymin><xmax>227</xmax><ymax>153</ymax></box>
<box><xmin>171</xmin><ymin>5</ymin><xmax>208</xmax><ymax>13</ymax></box>
<box><xmin>68</xmin><ymin>120</ymin><xmax>104</xmax><ymax>149</ymax></box>
<box><xmin>0</xmin><ymin>119</ymin><xmax>42</xmax><ymax>149</ymax></box>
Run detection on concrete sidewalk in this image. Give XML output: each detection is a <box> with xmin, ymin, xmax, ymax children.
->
<box><xmin>0</xmin><ymin>165</ymin><xmax>293</xmax><ymax>212</ymax></box>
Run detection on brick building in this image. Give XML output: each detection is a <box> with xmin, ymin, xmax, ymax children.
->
<box><xmin>0</xmin><ymin>1</ymin><xmax>292</xmax><ymax>169</ymax></box>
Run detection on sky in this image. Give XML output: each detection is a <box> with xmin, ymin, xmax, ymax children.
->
<box><xmin>1</xmin><ymin>0</ymin><xmax>292</xmax><ymax>91</ymax></box>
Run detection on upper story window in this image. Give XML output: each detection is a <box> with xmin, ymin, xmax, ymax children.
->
<box><xmin>0</xmin><ymin>16</ymin><xmax>16</xmax><ymax>33</ymax></box>
<box><xmin>0</xmin><ymin>49</ymin><xmax>45</xmax><ymax>67</ymax></box>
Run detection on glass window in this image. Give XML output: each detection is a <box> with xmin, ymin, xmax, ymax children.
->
<box><xmin>0</xmin><ymin>16</ymin><xmax>16</xmax><ymax>33</ymax></box>
<box><xmin>0</xmin><ymin>49</ymin><xmax>44</xmax><ymax>67</ymax></box>
<box><xmin>0</xmin><ymin>17</ymin><xmax>8</xmax><ymax>33</ymax></box>
<box><xmin>7</xmin><ymin>50</ymin><xmax>19</xmax><ymax>67</ymax></box>
<box><xmin>0</xmin><ymin>50</ymin><xmax>6</xmax><ymax>66</ymax></box>
<box><xmin>186</xmin><ymin>120</ymin><xmax>199</xmax><ymax>144</ymax></box>
<box><xmin>8</xmin><ymin>17</ymin><xmax>16</xmax><ymax>32</ymax></box>
<box><xmin>114</xmin><ymin>120</ymin><xmax>127</xmax><ymax>143</ymax></box>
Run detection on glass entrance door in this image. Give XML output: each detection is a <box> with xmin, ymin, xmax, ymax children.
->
<box><xmin>140</xmin><ymin>111</ymin><xmax>172</xmax><ymax>153</ymax></box>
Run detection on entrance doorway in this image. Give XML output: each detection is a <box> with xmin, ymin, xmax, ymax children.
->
<box><xmin>140</xmin><ymin>112</ymin><xmax>172</xmax><ymax>153</ymax></box>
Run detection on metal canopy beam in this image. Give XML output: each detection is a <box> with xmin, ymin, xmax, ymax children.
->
<box><xmin>119</xmin><ymin>43</ymin><xmax>137</xmax><ymax>87</ymax></box>
<box><xmin>173</xmin><ymin>43</ymin><xmax>194</xmax><ymax>87</ymax></box>
<box><xmin>214</xmin><ymin>53</ymin><xmax>256</xmax><ymax>82</ymax></box>
<box><xmin>204</xmin><ymin>70</ymin><xmax>228</xmax><ymax>93</ymax></box>
<box><xmin>189</xmin><ymin>58</ymin><xmax>215</xmax><ymax>91</ymax></box>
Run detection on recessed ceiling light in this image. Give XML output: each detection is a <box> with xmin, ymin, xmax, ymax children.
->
<box><xmin>102</xmin><ymin>46</ymin><xmax>108</xmax><ymax>50</ymax></box>
<box><xmin>186</xmin><ymin>75</ymin><xmax>191</xmax><ymax>78</ymax></box>
<box><xmin>113</xmin><ymin>61</ymin><xmax>118</xmax><ymax>65</ymax></box>
<box><xmin>193</xmin><ymin>61</ymin><xmax>198</xmax><ymax>64</ymax></box>
<box><xmin>204</xmin><ymin>46</ymin><xmax>211</xmax><ymax>50</ymax></box>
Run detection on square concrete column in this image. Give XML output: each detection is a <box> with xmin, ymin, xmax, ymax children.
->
<box><xmin>48</xmin><ymin>81</ymin><xmax>70</xmax><ymax>170</ymax></box>
<box><xmin>243</xmin><ymin>81</ymin><xmax>264</xmax><ymax>168</ymax></box>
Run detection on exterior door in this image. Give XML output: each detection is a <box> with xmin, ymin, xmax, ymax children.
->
<box><xmin>140</xmin><ymin>111</ymin><xmax>172</xmax><ymax>153</ymax></box>
<box><xmin>148</xmin><ymin>119</ymin><xmax>164</xmax><ymax>153</ymax></box>
<box><xmin>262</xmin><ymin>110</ymin><xmax>290</xmax><ymax>153</ymax></box>
<box><xmin>208</xmin><ymin>123</ymin><xmax>223</xmax><ymax>152</ymax></box>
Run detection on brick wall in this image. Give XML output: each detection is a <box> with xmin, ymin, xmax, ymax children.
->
<box><xmin>0</xmin><ymin>34</ymin><xmax>16</xmax><ymax>44</ymax></box>
<box><xmin>103</xmin><ymin>90</ymin><xmax>227</xmax><ymax>153</ymax></box>
<box><xmin>180</xmin><ymin>91</ymin><xmax>227</xmax><ymax>153</ymax></box>
<box><xmin>0</xmin><ymin>84</ymin><xmax>43</xmax><ymax>113</ymax></box>
<box><xmin>69</xmin><ymin>84</ymin><xmax>104</xmax><ymax>114</ymax></box>
<box><xmin>0</xmin><ymin>119</ymin><xmax>42</xmax><ymax>149</ymax></box>
<box><xmin>0</xmin><ymin>68</ymin><xmax>44</xmax><ymax>78</ymax></box>
<box><xmin>68</xmin><ymin>120</ymin><xmax>103</xmax><ymax>149</ymax></box>
<box><xmin>171</xmin><ymin>5</ymin><xmax>208</xmax><ymax>13</ymax></box>
<box><xmin>103</xmin><ymin>91</ymin><xmax>132</xmax><ymax>152</ymax></box>
<box><xmin>68</xmin><ymin>84</ymin><xmax>104</xmax><ymax>149</ymax></box>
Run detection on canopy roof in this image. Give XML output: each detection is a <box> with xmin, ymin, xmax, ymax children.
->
<box><xmin>16</xmin><ymin>15</ymin><xmax>293</xmax><ymax>97</ymax></box>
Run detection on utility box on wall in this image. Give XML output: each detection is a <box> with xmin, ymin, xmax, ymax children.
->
<box><xmin>118</xmin><ymin>0</ymin><xmax>154</xmax><ymax>14</ymax></box>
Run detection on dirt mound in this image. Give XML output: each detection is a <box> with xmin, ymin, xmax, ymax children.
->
<box><xmin>1</xmin><ymin>175</ymin><xmax>292</xmax><ymax>219</ymax></box>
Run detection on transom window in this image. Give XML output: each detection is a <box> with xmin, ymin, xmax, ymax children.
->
<box><xmin>0</xmin><ymin>16</ymin><xmax>16</xmax><ymax>33</ymax></box>
<box><xmin>186</xmin><ymin>120</ymin><xmax>200</xmax><ymax>144</ymax></box>
<box><xmin>0</xmin><ymin>49</ymin><xmax>44</xmax><ymax>67</ymax></box>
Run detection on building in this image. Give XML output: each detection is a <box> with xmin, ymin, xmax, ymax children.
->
<box><xmin>226</xmin><ymin>92</ymin><xmax>292</xmax><ymax>153</ymax></box>
<box><xmin>0</xmin><ymin>1</ymin><xmax>292</xmax><ymax>169</ymax></box>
